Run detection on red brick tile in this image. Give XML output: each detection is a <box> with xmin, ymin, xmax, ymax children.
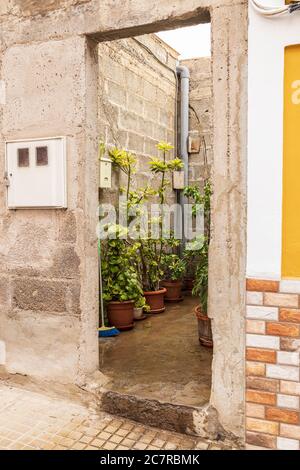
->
<box><xmin>246</xmin><ymin>431</ymin><xmax>276</xmax><ymax>449</ymax></box>
<box><xmin>247</xmin><ymin>279</ymin><xmax>279</xmax><ymax>293</ymax></box>
<box><xmin>266</xmin><ymin>407</ymin><xmax>299</xmax><ymax>425</ymax></box>
<box><xmin>246</xmin><ymin>390</ymin><xmax>276</xmax><ymax>405</ymax></box>
<box><xmin>266</xmin><ymin>322</ymin><xmax>300</xmax><ymax>337</ymax></box>
<box><xmin>246</xmin><ymin>377</ymin><xmax>279</xmax><ymax>393</ymax></box>
<box><xmin>246</xmin><ymin>348</ymin><xmax>276</xmax><ymax>363</ymax></box>
<box><xmin>280</xmin><ymin>309</ymin><xmax>300</xmax><ymax>324</ymax></box>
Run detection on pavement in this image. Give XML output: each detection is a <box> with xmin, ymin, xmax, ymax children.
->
<box><xmin>0</xmin><ymin>381</ymin><xmax>237</xmax><ymax>451</ymax></box>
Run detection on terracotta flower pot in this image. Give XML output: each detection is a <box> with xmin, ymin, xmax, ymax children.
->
<box><xmin>107</xmin><ymin>300</ymin><xmax>134</xmax><ymax>331</ymax></box>
<box><xmin>195</xmin><ymin>305</ymin><xmax>213</xmax><ymax>348</ymax></box>
<box><xmin>161</xmin><ymin>280</ymin><xmax>183</xmax><ymax>302</ymax></box>
<box><xmin>133</xmin><ymin>307</ymin><xmax>144</xmax><ymax>320</ymax></box>
<box><xmin>184</xmin><ymin>278</ymin><xmax>195</xmax><ymax>292</ymax></box>
<box><xmin>143</xmin><ymin>288</ymin><xmax>166</xmax><ymax>314</ymax></box>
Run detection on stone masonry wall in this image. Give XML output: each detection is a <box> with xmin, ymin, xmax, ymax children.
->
<box><xmin>246</xmin><ymin>279</ymin><xmax>300</xmax><ymax>450</ymax></box>
<box><xmin>98</xmin><ymin>35</ymin><xmax>178</xmax><ymax>202</ymax></box>
<box><xmin>181</xmin><ymin>57</ymin><xmax>212</xmax><ymax>186</ymax></box>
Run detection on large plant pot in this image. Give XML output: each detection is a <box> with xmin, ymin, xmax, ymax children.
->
<box><xmin>195</xmin><ymin>305</ymin><xmax>213</xmax><ymax>348</ymax></box>
<box><xmin>161</xmin><ymin>280</ymin><xmax>183</xmax><ymax>302</ymax></box>
<box><xmin>143</xmin><ymin>288</ymin><xmax>166</xmax><ymax>314</ymax></box>
<box><xmin>107</xmin><ymin>300</ymin><xmax>134</xmax><ymax>331</ymax></box>
<box><xmin>184</xmin><ymin>278</ymin><xmax>195</xmax><ymax>292</ymax></box>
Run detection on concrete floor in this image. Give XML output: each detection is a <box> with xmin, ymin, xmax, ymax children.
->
<box><xmin>99</xmin><ymin>296</ymin><xmax>212</xmax><ymax>407</ymax></box>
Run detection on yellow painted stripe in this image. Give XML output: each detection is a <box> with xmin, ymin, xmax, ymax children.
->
<box><xmin>282</xmin><ymin>44</ymin><xmax>300</xmax><ymax>278</ymax></box>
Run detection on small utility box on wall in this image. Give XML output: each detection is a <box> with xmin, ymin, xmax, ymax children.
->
<box><xmin>5</xmin><ymin>137</ymin><xmax>67</xmax><ymax>209</ymax></box>
<box><xmin>99</xmin><ymin>157</ymin><xmax>112</xmax><ymax>189</ymax></box>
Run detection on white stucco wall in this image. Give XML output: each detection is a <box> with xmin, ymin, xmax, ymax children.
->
<box><xmin>247</xmin><ymin>1</ymin><xmax>300</xmax><ymax>279</ymax></box>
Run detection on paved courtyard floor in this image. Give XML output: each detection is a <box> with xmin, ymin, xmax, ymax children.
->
<box><xmin>0</xmin><ymin>382</ymin><xmax>236</xmax><ymax>451</ymax></box>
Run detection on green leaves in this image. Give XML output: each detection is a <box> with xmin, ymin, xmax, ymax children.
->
<box><xmin>108</xmin><ymin>147</ymin><xmax>137</xmax><ymax>176</ymax></box>
<box><xmin>162</xmin><ymin>254</ymin><xmax>186</xmax><ymax>281</ymax></box>
<box><xmin>156</xmin><ymin>141</ymin><xmax>174</xmax><ymax>152</ymax></box>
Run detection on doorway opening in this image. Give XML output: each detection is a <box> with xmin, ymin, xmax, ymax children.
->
<box><xmin>97</xmin><ymin>21</ymin><xmax>215</xmax><ymax>436</ymax></box>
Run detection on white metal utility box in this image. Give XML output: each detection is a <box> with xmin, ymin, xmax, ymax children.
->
<box><xmin>5</xmin><ymin>137</ymin><xmax>67</xmax><ymax>209</ymax></box>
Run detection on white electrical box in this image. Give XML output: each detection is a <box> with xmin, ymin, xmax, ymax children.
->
<box><xmin>99</xmin><ymin>157</ymin><xmax>112</xmax><ymax>189</ymax></box>
<box><xmin>5</xmin><ymin>137</ymin><xmax>67</xmax><ymax>209</ymax></box>
<box><xmin>173</xmin><ymin>170</ymin><xmax>185</xmax><ymax>190</ymax></box>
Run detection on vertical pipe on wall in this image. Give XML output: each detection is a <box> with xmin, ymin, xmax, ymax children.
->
<box><xmin>176</xmin><ymin>65</ymin><xmax>190</xmax><ymax>248</ymax></box>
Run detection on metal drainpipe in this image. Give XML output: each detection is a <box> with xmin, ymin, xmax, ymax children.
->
<box><xmin>176</xmin><ymin>64</ymin><xmax>190</xmax><ymax>250</ymax></box>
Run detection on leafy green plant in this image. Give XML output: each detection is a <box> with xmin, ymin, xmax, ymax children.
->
<box><xmin>101</xmin><ymin>237</ymin><xmax>144</xmax><ymax>304</ymax></box>
<box><xmin>162</xmin><ymin>254</ymin><xmax>186</xmax><ymax>281</ymax></box>
<box><xmin>192</xmin><ymin>241</ymin><xmax>209</xmax><ymax>315</ymax></box>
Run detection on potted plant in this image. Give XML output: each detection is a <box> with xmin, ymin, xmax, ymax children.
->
<box><xmin>101</xmin><ymin>234</ymin><xmax>144</xmax><ymax>331</ymax></box>
<box><xmin>192</xmin><ymin>240</ymin><xmax>212</xmax><ymax>347</ymax></box>
<box><xmin>161</xmin><ymin>253</ymin><xmax>186</xmax><ymax>302</ymax></box>
<box><xmin>133</xmin><ymin>296</ymin><xmax>149</xmax><ymax>320</ymax></box>
<box><xmin>139</xmin><ymin>142</ymin><xmax>183</xmax><ymax>312</ymax></box>
<box><xmin>108</xmin><ymin>141</ymin><xmax>183</xmax><ymax>314</ymax></box>
<box><xmin>183</xmin><ymin>181</ymin><xmax>212</xmax><ymax>291</ymax></box>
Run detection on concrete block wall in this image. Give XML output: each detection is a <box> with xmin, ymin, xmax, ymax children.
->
<box><xmin>98</xmin><ymin>35</ymin><xmax>178</xmax><ymax>200</ymax></box>
<box><xmin>181</xmin><ymin>57</ymin><xmax>212</xmax><ymax>186</ymax></box>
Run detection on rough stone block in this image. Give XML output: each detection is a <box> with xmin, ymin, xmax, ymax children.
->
<box><xmin>13</xmin><ymin>278</ymin><xmax>67</xmax><ymax>313</ymax></box>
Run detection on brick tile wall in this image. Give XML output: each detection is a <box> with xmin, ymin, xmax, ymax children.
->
<box><xmin>246</xmin><ymin>279</ymin><xmax>300</xmax><ymax>450</ymax></box>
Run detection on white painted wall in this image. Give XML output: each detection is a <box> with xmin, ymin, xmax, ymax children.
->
<box><xmin>247</xmin><ymin>1</ymin><xmax>300</xmax><ymax>279</ymax></box>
